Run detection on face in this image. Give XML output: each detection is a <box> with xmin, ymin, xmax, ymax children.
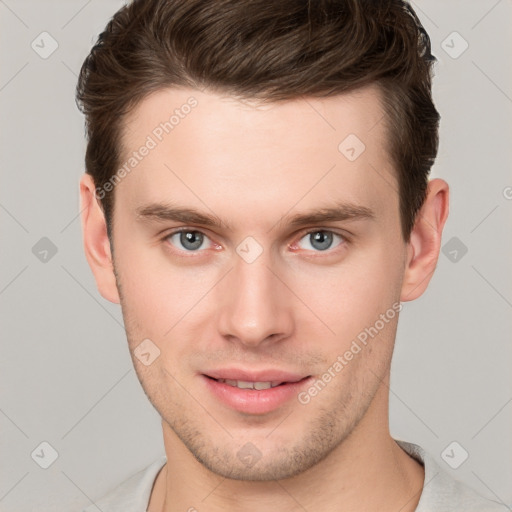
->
<box><xmin>108</xmin><ymin>85</ymin><xmax>408</xmax><ymax>480</ymax></box>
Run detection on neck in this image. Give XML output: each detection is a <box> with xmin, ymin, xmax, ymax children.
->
<box><xmin>149</xmin><ymin>379</ymin><xmax>425</xmax><ymax>512</ymax></box>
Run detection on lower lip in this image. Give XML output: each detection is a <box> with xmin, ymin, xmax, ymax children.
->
<box><xmin>202</xmin><ymin>375</ymin><xmax>313</xmax><ymax>415</ymax></box>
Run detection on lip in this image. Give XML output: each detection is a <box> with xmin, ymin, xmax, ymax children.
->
<box><xmin>204</xmin><ymin>368</ymin><xmax>308</xmax><ymax>383</ymax></box>
<box><xmin>201</xmin><ymin>369</ymin><xmax>313</xmax><ymax>415</ymax></box>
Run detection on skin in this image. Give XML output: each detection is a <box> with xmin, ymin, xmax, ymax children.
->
<box><xmin>80</xmin><ymin>83</ymin><xmax>449</xmax><ymax>512</ymax></box>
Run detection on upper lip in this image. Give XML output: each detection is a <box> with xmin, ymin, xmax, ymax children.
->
<box><xmin>203</xmin><ymin>369</ymin><xmax>310</xmax><ymax>383</ymax></box>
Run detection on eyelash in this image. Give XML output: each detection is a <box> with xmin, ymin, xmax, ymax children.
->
<box><xmin>161</xmin><ymin>227</ymin><xmax>349</xmax><ymax>256</ymax></box>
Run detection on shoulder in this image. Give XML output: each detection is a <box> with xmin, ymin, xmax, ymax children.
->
<box><xmin>396</xmin><ymin>439</ymin><xmax>509</xmax><ymax>512</ymax></box>
<box><xmin>82</xmin><ymin>456</ymin><xmax>167</xmax><ymax>512</ymax></box>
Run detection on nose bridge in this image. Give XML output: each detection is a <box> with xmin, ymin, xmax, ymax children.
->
<box><xmin>217</xmin><ymin>245</ymin><xmax>293</xmax><ymax>347</ymax></box>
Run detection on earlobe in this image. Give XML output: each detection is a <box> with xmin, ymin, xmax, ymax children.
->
<box><xmin>79</xmin><ymin>174</ymin><xmax>121</xmax><ymax>304</ymax></box>
<box><xmin>400</xmin><ymin>178</ymin><xmax>450</xmax><ymax>302</ymax></box>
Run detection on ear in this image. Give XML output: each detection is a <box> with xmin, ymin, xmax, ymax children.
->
<box><xmin>79</xmin><ymin>174</ymin><xmax>120</xmax><ymax>304</ymax></box>
<box><xmin>400</xmin><ymin>178</ymin><xmax>450</xmax><ymax>302</ymax></box>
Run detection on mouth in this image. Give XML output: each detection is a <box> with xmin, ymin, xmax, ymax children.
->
<box><xmin>201</xmin><ymin>372</ymin><xmax>313</xmax><ymax>415</ymax></box>
<box><xmin>205</xmin><ymin>376</ymin><xmax>295</xmax><ymax>390</ymax></box>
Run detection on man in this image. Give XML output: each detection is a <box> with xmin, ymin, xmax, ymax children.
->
<box><xmin>77</xmin><ymin>1</ymin><xmax>507</xmax><ymax>511</ymax></box>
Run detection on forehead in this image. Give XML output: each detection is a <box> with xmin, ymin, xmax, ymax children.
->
<box><xmin>122</xmin><ymin>83</ymin><xmax>389</xmax><ymax>153</ymax></box>
<box><xmin>116</xmin><ymin>85</ymin><xmax>398</xmax><ymax>231</ymax></box>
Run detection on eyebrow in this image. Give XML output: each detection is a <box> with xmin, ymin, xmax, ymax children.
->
<box><xmin>135</xmin><ymin>201</ymin><xmax>376</xmax><ymax>231</ymax></box>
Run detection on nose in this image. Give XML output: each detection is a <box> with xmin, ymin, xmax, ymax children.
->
<box><xmin>217</xmin><ymin>249</ymin><xmax>294</xmax><ymax>349</ymax></box>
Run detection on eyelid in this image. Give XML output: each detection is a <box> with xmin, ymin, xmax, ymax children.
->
<box><xmin>297</xmin><ymin>227</ymin><xmax>350</xmax><ymax>241</ymax></box>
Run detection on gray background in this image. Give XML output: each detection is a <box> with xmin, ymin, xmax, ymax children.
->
<box><xmin>1</xmin><ymin>1</ymin><xmax>511</xmax><ymax>510</ymax></box>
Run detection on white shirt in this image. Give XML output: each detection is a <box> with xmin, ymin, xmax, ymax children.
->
<box><xmin>82</xmin><ymin>439</ymin><xmax>509</xmax><ymax>511</ymax></box>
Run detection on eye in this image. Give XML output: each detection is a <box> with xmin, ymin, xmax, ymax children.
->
<box><xmin>295</xmin><ymin>230</ymin><xmax>345</xmax><ymax>252</ymax></box>
<box><xmin>165</xmin><ymin>229</ymin><xmax>213</xmax><ymax>252</ymax></box>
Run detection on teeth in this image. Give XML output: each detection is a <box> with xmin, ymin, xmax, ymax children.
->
<box><xmin>217</xmin><ymin>379</ymin><xmax>283</xmax><ymax>390</ymax></box>
<box><xmin>253</xmin><ymin>381</ymin><xmax>272</xmax><ymax>390</ymax></box>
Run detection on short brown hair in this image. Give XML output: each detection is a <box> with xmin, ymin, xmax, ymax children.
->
<box><xmin>76</xmin><ymin>0</ymin><xmax>439</xmax><ymax>243</ymax></box>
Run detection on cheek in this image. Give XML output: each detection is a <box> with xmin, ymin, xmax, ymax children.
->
<box><xmin>288</xmin><ymin>246</ymin><xmax>402</xmax><ymax>344</ymax></box>
<box><xmin>115</xmin><ymin>243</ymin><xmax>220</xmax><ymax>350</ymax></box>
<box><xmin>115</xmin><ymin>226</ymin><xmax>403</xmax><ymax>355</ymax></box>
